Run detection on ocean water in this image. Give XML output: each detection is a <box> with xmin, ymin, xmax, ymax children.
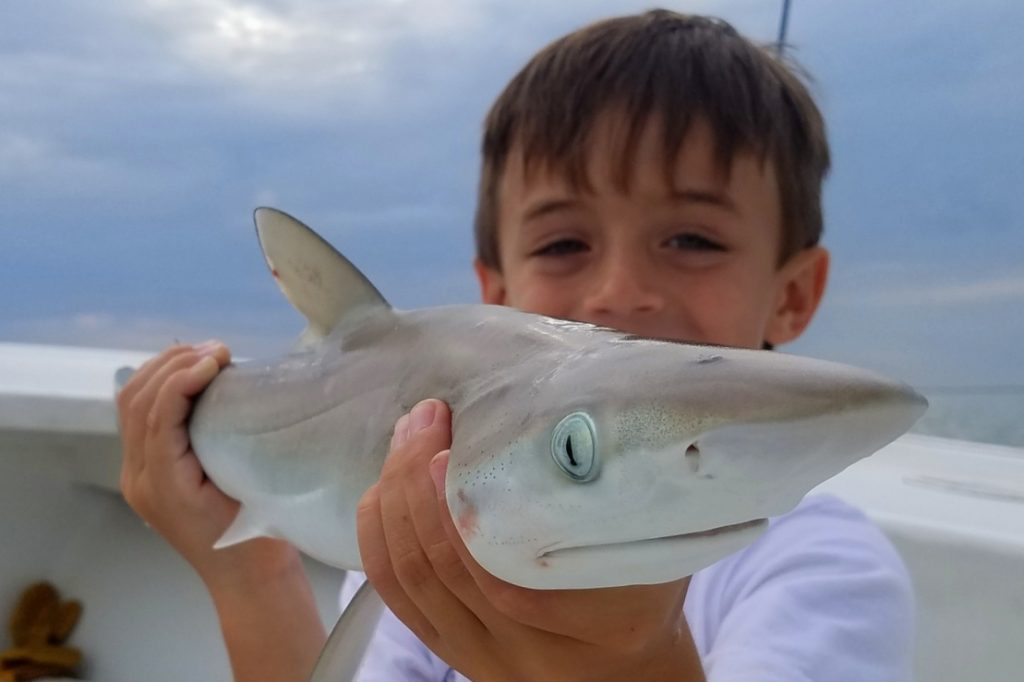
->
<box><xmin>911</xmin><ymin>392</ymin><xmax>1024</xmax><ymax>449</ymax></box>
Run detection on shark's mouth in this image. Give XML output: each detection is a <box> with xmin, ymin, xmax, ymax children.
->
<box><xmin>536</xmin><ymin>518</ymin><xmax>767</xmax><ymax>559</ymax></box>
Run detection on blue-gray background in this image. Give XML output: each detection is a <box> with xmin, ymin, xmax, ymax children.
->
<box><xmin>2</xmin><ymin>1</ymin><xmax>1022</xmax><ymax>446</ymax></box>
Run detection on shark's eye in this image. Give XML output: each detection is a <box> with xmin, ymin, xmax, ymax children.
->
<box><xmin>551</xmin><ymin>412</ymin><xmax>598</xmax><ymax>482</ymax></box>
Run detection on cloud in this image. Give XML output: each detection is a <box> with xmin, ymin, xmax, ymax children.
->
<box><xmin>0</xmin><ymin>133</ymin><xmax>96</xmax><ymax>179</ymax></box>
<box><xmin>0</xmin><ymin>132</ymin><xmax>185</xmax><ymax>203</ymax></box>
<box><xmin>121</xmin><ymin>0</ymin><xmax>773</xmax><ymax>116</ymax></box>
<box><xmin>127</xmin><ymin>0</ymin><xmax>488</xmax><ymax>107</ymax></box>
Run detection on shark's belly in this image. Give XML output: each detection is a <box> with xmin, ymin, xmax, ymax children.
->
<box><xmin>189</xmin><ymin>389</ymin><xmax>401</xmax><ymax>570</ymax></box>
<box><xmin>191</xmin><ymin>390</ymin><xmax>396</xmax><ymax>498</ymax></box>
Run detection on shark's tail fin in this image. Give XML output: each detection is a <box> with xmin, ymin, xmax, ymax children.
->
<box><xmin>308</xmin><ymin>579</ymin><xmax>384</xmax><ymax>682</ymax></box>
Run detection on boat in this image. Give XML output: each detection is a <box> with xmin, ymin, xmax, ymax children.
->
<box><xmin>2</xmin><ymin>342</ymin><xmax>1021</xmax><ymax>680</ymax></box>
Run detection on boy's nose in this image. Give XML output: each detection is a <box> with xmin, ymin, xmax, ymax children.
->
<box><xmin>581</xmin><ymin>257</ymin><xmax>665</xmax><ymax>322</ymax></box>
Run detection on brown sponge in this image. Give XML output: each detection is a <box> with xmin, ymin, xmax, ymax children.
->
<box><xmin>3</xmin><ymin>582</ymin><xmax>83</xmax><ymax>681</ymax></box>
<box><xmin>7</xmin><ymin>583</ymin><xmax>58</xmax><ymax>648</ymax></box>
<box><xmin>50</xmin><ymin>601</ymin><xmax>82</xmax><ymax>645</ymax></box>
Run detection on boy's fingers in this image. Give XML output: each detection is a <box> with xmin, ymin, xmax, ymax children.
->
<box><xmin>122</xmin><ymin>342</ymin><xmax>229</xmax><ymax>481</ymax></box>
<box><xmin>117</xmin><ymin>345</ymin><xmax>190</xmax><ymax>444</ymax></box>
<box><xmin>378</xmin><ymin>449</ymin><xmax>489</xmax><ymax>654</ymax></box>
<box><xmin>146</xmin><ymin>355</ymin><xmax>223</xmax><ymax>468</ymax></box>
<box><xmin>377</xmin><ymin>402</ymin><xmax>458</xmax><ymax>602</ymax></box>
<box><xmin>368</xmin><ymin>400</ymin><xmax>497</xmax><ymax>663</ymax></box>
<box><xmin>356</xmin><ymin>483</ymin><xmax>443</xmax><ymax>652</ymax></box>
<box><xmin>406</xmin><ymin>449</ymin><xmax>504</xmax><ymax>628</ymax></box>
<box><xmin>202</xmin><ymin>342</ymin><xmax>232</xmax><ymax>368</ymax></box>
<box><xmin>390</xmin><ymin>414</ymin><xmax>410</xmax><ymax>450</ymax></box>
<box><xmin>121</xmin><ymin>341</ymin><xmax>227</xmax><ymax>413</ymax></box>
<box><xmin>122</xmin><ymin>350</ymin><xmax>204</xmax><ymax>478</ymax></box>
<box><xmin>116</xmin><ymin>344</ymin><xmax>191</xmax><ymax>408</ymax></box>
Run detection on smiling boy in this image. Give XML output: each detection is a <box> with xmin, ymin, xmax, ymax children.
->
<box><xmin>118</xmin><ymin>9</ymin><xmax>913</xmax><ymax>682</ymax></box>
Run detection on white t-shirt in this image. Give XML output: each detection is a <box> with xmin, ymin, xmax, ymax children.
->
<box><xmin>339</xmin><ymin>494</ymin><xmax>914</xmax><ymax>681</ymax></box>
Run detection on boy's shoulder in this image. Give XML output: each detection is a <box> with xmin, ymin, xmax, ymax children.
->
<box><xmin>692</xmin><ymin>493</ymin><xmax>910</xmax><ymax>593</ymax></box>
<box><xmin>686</xmin><ymin>494</ymin><xmax>915</xmax><ymax>681</ymax></box>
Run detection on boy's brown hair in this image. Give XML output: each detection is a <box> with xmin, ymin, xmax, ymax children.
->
<box><xmin>474</xmin><ymin>9</ymin><xmax>830</xmax><ymax>269</ymax></box>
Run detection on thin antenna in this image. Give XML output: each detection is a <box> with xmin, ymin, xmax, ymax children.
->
<box><xmin>776</xmin><ymin>0</ymin><xmax>793</xmax><ymax>54</ymax></box>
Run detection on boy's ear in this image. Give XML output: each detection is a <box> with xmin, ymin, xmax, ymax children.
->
<box><xmin>765</xmin><ymin>246</ymin><xmax>830</xmax><ymax>346</ymax></box>
<box><xmin>474</xmin><ymin>259</ymin><xmax>507</xmax><ymax>305</ymax></box>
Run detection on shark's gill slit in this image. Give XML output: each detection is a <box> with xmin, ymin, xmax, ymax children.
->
<box><xmin>686</xmin><ymin>443</ymin><xmax>701</xmax><ymax>473</ymax></box>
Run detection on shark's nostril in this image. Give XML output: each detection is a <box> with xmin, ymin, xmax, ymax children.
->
<box><xmin>686</xmin><ymin>443</ymin><xmax>701</xmax><ymax>473</ymax></box>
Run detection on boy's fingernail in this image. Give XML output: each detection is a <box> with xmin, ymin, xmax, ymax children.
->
<box><xmin>195</xmin><ymin>339</ymin><xmax>221</xmax><ymax>355</ymax></box>
<box><xmin>392</xmin><ymin>413</ymin><xmax>410</xmax><ymax>448</ymax></box>
<box><xmin>429</xmin><ymin>450</ymin><xmax>449</xmax><ymax>495</ymax></box>
<box><xmin>409</xmin><ymin>400</ymin><xmax>437</xmax><ymax>433</ymax></box>
<box><xmin>189</xmin><ymin>355</ymin><xmax>218</xmax><ymax>378</ymax></box>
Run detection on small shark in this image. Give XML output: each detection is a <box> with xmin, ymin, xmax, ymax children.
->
<box><xmin>119</xmin><ymin>207</ymin><xmax>927</xmax><ymax>678</ymax></box>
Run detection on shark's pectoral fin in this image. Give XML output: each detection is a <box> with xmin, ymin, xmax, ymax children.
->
<box><xmin>214</xmin><ymin>505</ymin><xmax>279</xmax><ymax>549</ymax></box>
<box><xmin>253</xmin><ymin>207</ymin><xmax>391</xmax><ymax>341</ymax></box>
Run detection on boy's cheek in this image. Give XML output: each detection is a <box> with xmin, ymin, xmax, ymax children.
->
<box><xmin>509</xmin><ymin>288</ymin><xmax>575</xmax><ymax>320</ymax></box>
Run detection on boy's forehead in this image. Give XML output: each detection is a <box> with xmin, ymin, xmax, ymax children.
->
<box><xmin>502</xmin><ymin>113</ymin><xmax>759</xmax><ymax>203</ymax></box>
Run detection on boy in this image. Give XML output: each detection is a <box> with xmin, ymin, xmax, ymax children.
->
<box><xmin>117</xmin><ymin>10</ymin><xmax>913</xmax><ymax>681</ymax></box>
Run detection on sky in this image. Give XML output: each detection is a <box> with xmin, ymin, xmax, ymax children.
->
<box><xmin>2</xmin><ymin>0</ymin><xmax>1022</xmax><ymax>444</ymax></box>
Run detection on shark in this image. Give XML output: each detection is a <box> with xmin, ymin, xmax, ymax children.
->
<box><xmin>120</xmin><ymin>207</ymin><xmax>927</xmax><ymax>679</ymax></box>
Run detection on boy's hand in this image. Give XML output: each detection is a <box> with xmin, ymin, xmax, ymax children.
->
<box><xmin>357</xmin><ymin>399</ymin><xmax>705</xmax><ymax>682</ymax></box>
<box><xmin>116</xmin><ymin>342</ymin><xmax>301</xmax><ymax>593</ymax></box>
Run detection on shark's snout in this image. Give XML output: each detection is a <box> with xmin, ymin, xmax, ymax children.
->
<box><xmin>681</xmin><ymin>375</ymin><xmax>927</xmax><ymax>523</ymax></box>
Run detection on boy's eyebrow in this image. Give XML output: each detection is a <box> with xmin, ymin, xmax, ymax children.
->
<box><xmin>520</xmin><ymin>190</ymin><xmax>738</xmax><ymax>223</ymax></box>
<box><xmin>670</xmin><ymin>188</ymin><xmax>738</xmax><ymax>214</ymax></box>
<box><xmin>522</xmin><ymin>198</ymin><xmax>579</xmax><ymax>223</ymax></box>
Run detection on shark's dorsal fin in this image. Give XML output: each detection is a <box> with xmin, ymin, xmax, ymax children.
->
<box><xmin>254</xmin><ymin>207</ymin><xmax>391</xmax><ymax>341</ymax></box>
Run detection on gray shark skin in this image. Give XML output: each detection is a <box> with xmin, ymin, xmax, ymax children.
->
<box><xmin>188</xmin><ymin>207</ymin><xmax>927</xmax><ymax>593</ymax></box>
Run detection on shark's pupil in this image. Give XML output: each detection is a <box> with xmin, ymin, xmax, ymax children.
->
<box><xmin>565</xmin><ymin>436</ymin><xmax>577</xmax><ymax>467</ymax></box>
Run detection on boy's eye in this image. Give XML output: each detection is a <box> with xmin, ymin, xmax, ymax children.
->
<box><xmin>532</xmin><ymin>239</ymin><xmax>589</xmax><ymax>257</ymax></box>
<box><xmin>665</xmin><ymin>233</ymin><xmax>725</xmax><ymax>252</ymax></box>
